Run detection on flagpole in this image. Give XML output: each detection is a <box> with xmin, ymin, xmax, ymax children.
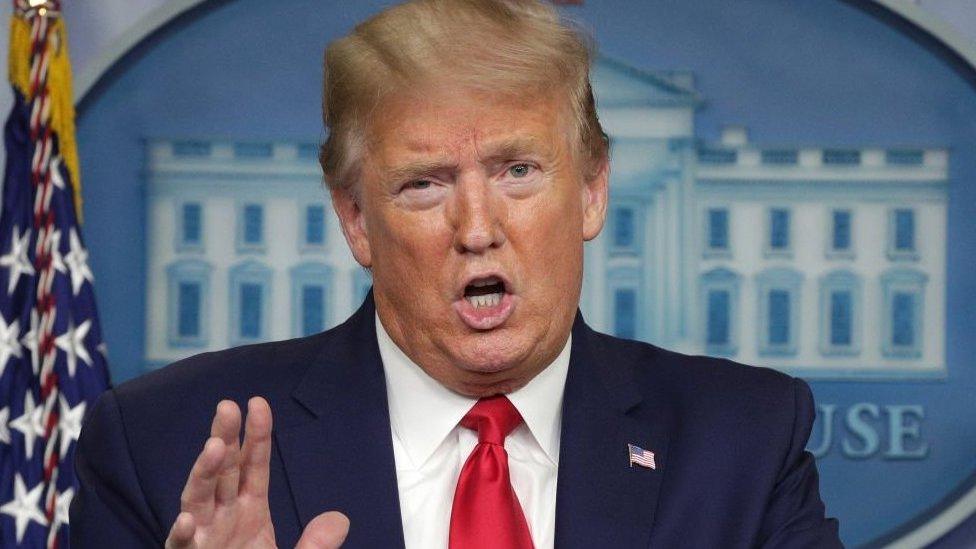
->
<box><xmin>2</xmin><ymin>1</ymin><xmax>110</xmax><ymax>545</ymax></box>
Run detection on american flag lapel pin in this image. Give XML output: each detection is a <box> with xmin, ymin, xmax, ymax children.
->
<box><xmin>628</xmin><ymin>443</ymin><xmax>657</xmax><ymax>470</ymax></box>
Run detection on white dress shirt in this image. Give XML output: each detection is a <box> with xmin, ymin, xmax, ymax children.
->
<box><xmin>376</xmin><ymin>314</ymin><xmax>571</xmax><ymax>549</ymax></box>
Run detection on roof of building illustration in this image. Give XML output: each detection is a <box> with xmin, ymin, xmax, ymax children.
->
<box><xmin>591</xmin><ymin>55</ymin><xmax>702</xmax><ymax>108</ymax></box>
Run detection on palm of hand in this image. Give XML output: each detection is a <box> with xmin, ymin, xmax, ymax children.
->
<box><xmin>165</xmin><ymin>397</ymin><xmax>349</xmax><ymax>549</ymax></box>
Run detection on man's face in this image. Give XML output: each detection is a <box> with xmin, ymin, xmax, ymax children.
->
<box><xmin>332</xmin><ymin>87</ymin><xmax>608</xmax><ymax>397</ymax></box>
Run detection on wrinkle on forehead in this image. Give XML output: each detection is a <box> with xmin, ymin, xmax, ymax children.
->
<box><xmin>363</xmin><ymin>88</ymin><xmax>572</xmax><ymax>179</ymax></box>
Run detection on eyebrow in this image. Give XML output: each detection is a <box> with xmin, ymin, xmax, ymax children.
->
<box><xmin>385</xmin><ymin>159</ymin><xmax>453</xmax><ymax>183</ymax></box>
<box><xmin>384</xmin><ymin>136</ymin><xmax>552</xmax><ymax>182</ymax></box>
<box><xmin>478</xmin><ymin>136</ymin><xmax>550</xmax><ymax>162</ymax></box>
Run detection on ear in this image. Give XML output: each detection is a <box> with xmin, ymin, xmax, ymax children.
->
<box><xmin>581</xmin><ymin>156</ymin><xmax>609</xmax><ymax>241</ymax></box>
<box><xmin>330</xmin><ymin>185</ymin><xmax>373</xmax><ymax>268</ymax></box>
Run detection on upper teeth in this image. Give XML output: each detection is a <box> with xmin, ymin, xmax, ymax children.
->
<box><xmin>471</xmin><ymin>277</ymin><xmax>500</xmax><ymax>287</ymax></box>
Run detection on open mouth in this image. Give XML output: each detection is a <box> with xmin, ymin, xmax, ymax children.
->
<box><xmin>463</xmin><ymin>277</ymin><xmax>506</xmax><ymax>309</ymax></box>
<box><xmin>454</xmin><ymin>274</ymin><xmax>516</xmax><ymax>330</ymax></box>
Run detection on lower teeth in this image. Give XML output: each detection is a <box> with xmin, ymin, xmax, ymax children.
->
<box><xmin>466</xmin><ymin>293</ymin><xmax>502</xmax><ymax>308</ymax></box>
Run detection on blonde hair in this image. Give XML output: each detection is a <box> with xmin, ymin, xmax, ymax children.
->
<box><xmin>320</xmin><ymin>0</ymin><xmax>608</xmax><ymax>193</ymax></box>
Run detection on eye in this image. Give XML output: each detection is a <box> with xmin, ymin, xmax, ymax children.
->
<box><xmin>405</xmin><ymin>179</ymin><xmax>433</xmax><ymax>191</ymax></box>
<box><xmin>508</xmin><ymin>163</ymin><xmax>532</xmax><ymax>178</ymax></box>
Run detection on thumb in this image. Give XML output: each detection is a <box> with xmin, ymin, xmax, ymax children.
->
<box><xmin>296</xmin><ymin>510</ymin><xmax>350</xmax><ymax>549</ymax></box>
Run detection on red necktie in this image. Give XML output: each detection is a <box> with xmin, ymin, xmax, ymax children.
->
<box><xmin>449</xmin><ymin>396</ymin><xmax>534</xmax><ymax>549</ymax></box>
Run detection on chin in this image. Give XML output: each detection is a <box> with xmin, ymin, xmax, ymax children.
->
<box><xmin>452</xmin><ymin>329</ymin><xmax>526</xmax><ymax>372</ymax></box>
<box><xmin>454</xmin><ymin>351</ymin><xmax>518</xmax><ymax>375</ymax></box>
<box><xmin>435</xmin><ymin>329</ymin><xmax>547</xmax><ymax>397</ymax></box>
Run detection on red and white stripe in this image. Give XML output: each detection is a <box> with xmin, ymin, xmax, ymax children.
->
<box><xmin>628</xmin><ymin>444</ymin><xmax>657</xmax><ymax>470</ymax></box>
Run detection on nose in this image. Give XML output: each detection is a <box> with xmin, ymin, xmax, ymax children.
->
<box><xmin>451</xmin><ymin>173</ymin><xmax>506</xmax><ymax>254</ymax></box>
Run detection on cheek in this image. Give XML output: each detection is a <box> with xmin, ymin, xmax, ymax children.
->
<box><xmin>370</xmin><ymin>210</ymin><xmax>451</xmax><ymax>285</ymax></box>
<box><xmin>535</xmin><ymin>183</ymin><xmax>584</xmax><ymax>241</ymax></box>
<box><xmin>514</xmin><ymin>192</ymin><xmax>584</xmax><ymax>284</ymax></box>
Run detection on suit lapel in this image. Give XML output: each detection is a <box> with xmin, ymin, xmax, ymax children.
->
<box><xmin>274</xmin><ymin>300</ymin><xmax>669</xmax><ymax>547</ymax></box>
<box><xmin>275</xmin><ymin>292</ymin><xmax>406</xmax><ymax>548</ymax></box>
<box><xmin>555</xmin><ymin>315</ymin><xmax>671</xmax><ymax>548</ymax></box>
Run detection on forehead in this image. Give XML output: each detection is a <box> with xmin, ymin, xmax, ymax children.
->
<box><xmin>363</xmin><ymin>87</ymin><xmax>573</xmax><ymax>166</ymax></box>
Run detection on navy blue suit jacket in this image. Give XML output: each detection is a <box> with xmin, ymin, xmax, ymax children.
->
<box><xmin>70</xmin><ymin>294</ymin><xmax>842</xmax><ymax>547</ymax></box>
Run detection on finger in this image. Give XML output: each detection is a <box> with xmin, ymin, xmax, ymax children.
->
<box><xmin>178</xmin><ymin>437</ymin><xmax>226</xmax><ymax>524</ymax></box>
<box><xmin>209</xmin><ymin>400</ymin><xmax>242</xmax><ymax>505</ymax></box>
<box><xmin>239</xmin><ymin>396</ymin><xmax>273</xmax><ymax>498</ymax></box>
<box><xmin>164</xmin><ymin>511</ymin><xmax>197</xmax><ymax>549</ymax></box>
<box><xmin>296</xmin><ymin>511</ymin><xmax>350</xmax><ymax>549</ymax></box>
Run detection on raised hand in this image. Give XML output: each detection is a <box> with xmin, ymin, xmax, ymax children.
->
<box><xmin>164</xmin><ymin>397</ymin><xmax>350</xmax><ymax>548</ymax></box>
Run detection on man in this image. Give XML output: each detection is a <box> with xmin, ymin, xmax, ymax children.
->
<box><xmin>70</xmin><ymin>0</ymin><xmax>842</xmax><ymax>547</ymax></box>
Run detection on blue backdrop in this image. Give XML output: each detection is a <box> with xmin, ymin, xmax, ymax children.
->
<box><xmin>74</xmin><ymin>1</ymin><xmax>976</xmax><ymax>545</ymax></box>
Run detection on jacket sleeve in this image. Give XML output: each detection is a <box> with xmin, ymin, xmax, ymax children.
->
<box><xmin>69</xmin><ymin>388</ymin><xmax>164</xmax><ymax>547</ymax></box>
<box><xmin>759</xmin><ymin>378</ymin><xmax>844</xmax><ymax>548</ymax></box>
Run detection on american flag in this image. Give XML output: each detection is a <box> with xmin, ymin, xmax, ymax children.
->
<box><xmin>0</xmin><ymin>1</ymin><xmax>110</xmax><ymax>546</ymax></box>
<box><xmin>628</xmin><ymin>443</ymin><xmax>656</xmax><ymax>470</ymax></box>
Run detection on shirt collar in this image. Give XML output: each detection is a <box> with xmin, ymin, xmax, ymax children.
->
<box><xmin>376</xmin><ymin>312</ymin><xmax>571</xmax><ymax>469</ymax></box>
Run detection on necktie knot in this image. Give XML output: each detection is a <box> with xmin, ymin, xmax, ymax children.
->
<box><xmin>460</xmin><ymin>396</ymin><xmax>523</xmax><ymax>446</ymax></box>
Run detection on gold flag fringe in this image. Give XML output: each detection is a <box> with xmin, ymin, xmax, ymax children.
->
<box><xmin>8</xmin><ymin>14</ymin><xmax>84</xmax><ymax>223</ymax></box>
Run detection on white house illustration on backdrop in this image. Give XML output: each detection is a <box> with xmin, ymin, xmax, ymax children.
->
<box><xmin>144</xmin><ymin>57</ymin><xmax>948</xmax><ymax>380</ymax></box>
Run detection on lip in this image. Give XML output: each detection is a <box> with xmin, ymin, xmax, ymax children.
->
<box><xmin>453</xmin><ymin>271</ymin><xmax>517</xmax><ymax>330</ymax></box>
